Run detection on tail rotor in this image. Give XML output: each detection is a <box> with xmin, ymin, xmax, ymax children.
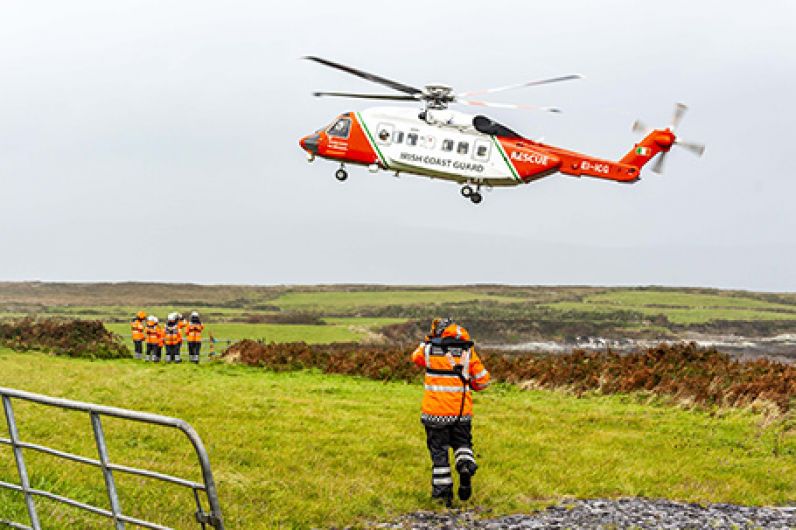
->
<box><xmin>634</xmin><ymin>103</ymin><xmax>706</xmax><ymax>174</ymax></box>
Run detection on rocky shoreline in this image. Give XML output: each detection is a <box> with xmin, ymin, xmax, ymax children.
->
<box><xmin>373</xmin><ymin>498</ymin><xmax>796</xmax><ymax>529</ymax></box>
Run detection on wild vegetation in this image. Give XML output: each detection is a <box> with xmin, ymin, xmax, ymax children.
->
<box><xmin>0</xmin><ymin>318</ymin><xmax>129</xmax><ymax>359</ymax></box>
<box><xmin>1</xmin><ymin>349</ymin><xmax>796</xmax><ymax>528</ymax></box>
<box><xmin>224</xmin><ymin>340</ymin><xmax>796</xmax><ymax>414</ymax></box>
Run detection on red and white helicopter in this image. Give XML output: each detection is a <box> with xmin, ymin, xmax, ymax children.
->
<box><xmin>299</xmin><ymin>57</ymin><xmax>705</xmax><ymax>204</ymax></box>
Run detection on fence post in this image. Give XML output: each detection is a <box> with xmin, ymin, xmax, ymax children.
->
<box><xmin>2</xmin><ymin>396</ymin><xmax>41</xmax><ymax>530</ymax></box>
<box><xmin>90</xmin><ymin>412</ymin><xmax>125</xmax><ymax>530</ymax></box>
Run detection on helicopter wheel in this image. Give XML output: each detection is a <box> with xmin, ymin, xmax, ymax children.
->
<box><xmin>470</xmin><ymin>192</ymin><xmax>483</xmax><ymax>204</ymax></box>
<box><xmin>461</xmin><ymin>185</ymin><xmax>474</xmax><ymax>198</ymax></box>
<box><xmin>335</xmin><ymin>168</ymin><xmax>348</xmax><ymax>181</ymax></box>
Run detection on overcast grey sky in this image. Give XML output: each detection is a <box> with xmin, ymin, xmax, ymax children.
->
<box><xmin>1</xmin><ymin>1</ymin><xmax>794</xmax><ymax>290</ymax></box>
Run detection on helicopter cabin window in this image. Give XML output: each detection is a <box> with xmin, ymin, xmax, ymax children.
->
<box><xmin>457</xmin><ymin>141</ymin><xmax>469</xmax><ymax>155</ymax></box>
<box><xmin>473</xmin><ymin>139</ymin><xmax>491</xmax><ymax>162</ymax></box>
<box><xmin>327</xmin><ymin>117</ymin><xmax>351</xmax><ymax>139</ymax></box>
<box><xmin>394</xmin><ymin>131</ymin><xmax>405</xmax><ymax>144</ymax></box>
<box><xmin>406</xmin><ymin>133</ymin><xmax>419</xmax><ymax>146</ymax></box>
<box><xmin>376</xmin><ymin>123</ymin><xmax>394</xmax><ymax>145</ymax></box>
<box><xmin>441</xmin><ymin>139</ymin><xmax>454</xmax><ymax>152</ymax></box>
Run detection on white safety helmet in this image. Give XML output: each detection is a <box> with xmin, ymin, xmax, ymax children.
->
<box><xmin>167</xmin><ymin>312</ymin><xmax>177</xmax><ymax>322</ymax></box>
<box><xmin>190</xmin><ymin>311</ymin><xmax>199</xmax><ymax>318</ymax></box>
<box><xmin>148</xmin><ymin>315</ymin><xmax>158</xmax><ymax>324</ymax></box>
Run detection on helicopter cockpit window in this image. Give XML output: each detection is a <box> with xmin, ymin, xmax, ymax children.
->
<box><xmin>327</xmin><ymin>117</ymin><xmax>351</xmax><ymax>138</ymax></box>
<box><xmin>457</xmin><ymin>141</ymin><xmax>469</xmax><ymax>155</ymax></box>
<box><xmin>441</xmin><ymin>139</ymin><xmax>454</xmax><ymax>152</ymax></box>
<box><xmin>406</xmin><ymin>133</ymin><xmax>418</xmax><ymax>146</ymax></box>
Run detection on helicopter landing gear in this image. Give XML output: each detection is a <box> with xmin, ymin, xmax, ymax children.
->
<box><xmin>461</xmin><ymin>183</ymin><xmax>483</xmax><ymax>204</ymax></box>
<box><xmin>335</xmin><ymin>165</ymin><xmax>348</xmax><ymax>181</ymax></box>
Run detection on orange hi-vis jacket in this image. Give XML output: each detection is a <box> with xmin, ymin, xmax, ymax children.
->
<box><xmin>163</xmin><ymin>324</ymin><xmax>182</xmax><ymax>346</ymax></box>
<box><xmin>145</xmin><ymin>323</ymin><xmax>163</xmax><ymax>345</ymax></box>
<box><xmin>185</xmin><ymin>323</ymin><xmax>204</xmax><ymax>343</ymax></box>
<box><xmin>411</xmin><ymin>326</ymin><xmax>490</xmax><ymax>422</ymax></box>
<box><xmin>131</xmin><ymin>319</ymin><xmax>145</xmax><ymax>342</ymax></box>
<box><xmin>178</xmin><ymin>319</ymin><xmax>187</xmax><ymax>333</ymax></box>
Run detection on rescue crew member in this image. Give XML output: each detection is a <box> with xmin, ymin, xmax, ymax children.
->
<box><xmin>130</xmin><ymin>311</ymin><xmax>146</xmax><ymax>360</ymax></box>
<box><xmin>163</xmin><ymin>313</ymin><xmax>183</xmax><ymax>363</ymax></box>
<box><xmin>411</xmin><ymin>318</ymin><xmax>490</xmax><ymax>506</ymax></box>
<box><xmin>177</xmin><ymin>313</ymin><xmax>188</xmax><ymax>336</ymax></box>
<box><xmin>185</xmin><ymin>311</ymin><xmax>204</xmax><ymax>364</ymax></box>
<box><xmin>144</xmin><ymin>316</ymin><xmax>163</xmax><ymax>362</ymax></box>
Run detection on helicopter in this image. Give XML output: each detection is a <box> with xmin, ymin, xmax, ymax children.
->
<box><xmin>299</xmin><ymin>56</ymin><xmax>705</xmax><ymax>204</ymax></box>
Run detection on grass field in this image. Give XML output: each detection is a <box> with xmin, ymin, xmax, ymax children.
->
<box><xmin>544</xmin><ymin>289</ymin><xmax>796</xmax><ymax>325</ymax></box>
<box><xmin>4</xmin><ymin>284</ymin><xmax>796</xmax><ymax>346</ymax></box>
<box><xmin>105</xmin><ymin>318</ymin><xmax>404</xmax><ymax>347</ymax></box>
<box><xmin>2</xmin><ymin>350</ymin><xmax>796</xmax><ymax>528</ymax></box>
<box><xmin>269</xmin><ymin>290</ymin><xmax>516</xmax><ymax>312</ymax></box>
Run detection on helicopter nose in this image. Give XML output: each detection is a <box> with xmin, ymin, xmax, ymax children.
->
<box><xmin>300</xmin><ymin>132</ymin><xmax>320</xmax><ymax>154</ymax></box>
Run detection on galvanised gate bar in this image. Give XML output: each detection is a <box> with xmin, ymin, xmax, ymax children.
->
<box><xmin>0</xmin><ymin>386</ymin><xmax>224</xmax><ymax>530</ymax></box>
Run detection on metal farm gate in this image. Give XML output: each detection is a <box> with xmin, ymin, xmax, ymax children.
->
<box><xmin>0</xmin><ymin>386</ymin><xmax>224</xmax><ymax>529</ymax></box>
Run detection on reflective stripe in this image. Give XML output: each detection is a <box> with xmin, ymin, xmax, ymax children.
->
<box><xmin>454</xmin><ymin>447</ymin><xmax>473</xmax><ymax>456</ymax></box>
<box><xmin>462</xmin><ymin>349</ymin><xmax>471</xmax><ymax>378</ymax></box>
<box><xmin>432</xmin><ymin>477</ymin><xmax>453</xmax><ymax>485</ymax></box>
<box><xmin>471</xmin><ymin>380</ymin><xmax>491</xmax><ymax>391</ymax></box>
<box><xmin>425</xmin><ymin>384</ymin><xmax>467</xmax><ymax>393</ymax></box>
<box><xmin>456</xmin><ymin>454</ymin><xmax>477</xmax><ymax>464</ymax></box>
<box><xmin>424</xmin><ymin>373</ymin><xmax>460</xmax><ymax>380</ymax></box>
<box><xmin>432</xmin><ymin>467</ymin><xmax>451</xmax><ymax>475</ymax></box>
<box><xmin>473</xmin><ymin>368</ymin><xmax>488</xmax><ymax>380</ymax></box>
<box><xmin>424</xmin><ymin>343</ymin><xmax>431</xmax><ymax>366</ymax></box>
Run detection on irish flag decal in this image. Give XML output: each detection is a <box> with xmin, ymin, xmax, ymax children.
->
<box><xmin>635</xmin><ymin>146</ymin><xmax>651</xmax><ymax>156</ymax></box>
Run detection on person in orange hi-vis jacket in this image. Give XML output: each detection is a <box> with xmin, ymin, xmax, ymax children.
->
<box><xmin>130</xmin><ymin>311</ymin><xmax>146</xmax><ymax>360</ymax></box>
<box><xmin>411</xmin><ymin>318</ymin><xmax>490</xmax><ymax>506</ymax></box>
<box><xmin>185</xmin><ymin>311</ymin><xmax>204</xmax><ymax>364</ymax></box>
<box><xmin>163</xmin><ymin>313</ymin><xmax>183</xmax><ymax>363</ymax></box>
<box><xmin>144</xmin><ymin>316</ymin><xmax>163</xmax><ymax>362</ymax></box>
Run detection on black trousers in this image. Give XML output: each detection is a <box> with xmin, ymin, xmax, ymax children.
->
<box><xmin>424</xmin><ymin>422</ymin><xmax>476</xmax><ymax>497</ymax></box>
<box><xmin>146</xmin><ymin>343</ymin><xmax>159</xmax><ymax>361</ymax></box>
<box><xmin>188</xmin><ymin>341</ymin><xmax>201</xmax><ymax>362</ymax></box>
<box><xmin>165</xmin><ymin>344</ymin><xmax>181</xmax><ymax>362</ymax></box>
<box><xmin>133</xmin><ymin>340</ymin><xmax>143</xmax><ymax>358</ymax></box>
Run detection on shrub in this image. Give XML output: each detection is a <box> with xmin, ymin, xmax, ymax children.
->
<box><xmin>0</xmin><ymin>318</ymin><xmax>129</xmax><ymax>359</ymax></box>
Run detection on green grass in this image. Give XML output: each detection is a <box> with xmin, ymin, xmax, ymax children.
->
<box><xmin>270</xmin><ymin>290</ymin><xmax>515</xmax><ymax>311</ymax></box>
<box><xmin>590</xmin><ymin>290</ymin><xmax>796</xmax><ymax>311</ymax></box>
<box><xmin>107</xmin><ymin>318</ymin><xmax>405</xmax><ymax>347</ymax></box>
<box><xmin>1</xmin><ymin>350</ymin><xmax>796</xmax><ymax>528</ymax></box>
<box><xmin>545</xmin><ymin>289</ymin><xmax>796</xmax><ymax>324</ymax></box>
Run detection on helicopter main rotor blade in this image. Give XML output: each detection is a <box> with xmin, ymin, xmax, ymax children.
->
<box><xmin>313</xmin><ymin>91</ymin><xmax>420</xmax><ymax>101</ymax></box>
<box><xmin>457</xmin><ymin>74</ymin><xmax>583</xmax><ymax>98</ymax></box>
<box><xmin>456</xmin><ymin>99</ymin><xmax>562</xmax><ymax>113</ymax></box>
<box><xmin>304</xmin><ymin>56</ymin><xmax>422</xmax><ymax>96</ymax></box>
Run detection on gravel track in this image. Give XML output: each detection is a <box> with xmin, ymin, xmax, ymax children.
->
<box><xmin>372</xmin><ymin>499</ymin><xmax>796</xmax><ymax>529</ymax></box>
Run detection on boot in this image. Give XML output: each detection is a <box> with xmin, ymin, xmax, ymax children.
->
<box><xmin>458</xmin><ymin>470</ymin><xmax>472</xmax><ymax>501</ymax></box>
<box><xmin>456</xmin><ymin>461</ymin><xmax>477</xmax><ymax>501</ymax></box>
<box><xmin>431</xmin><ymin>486</ymin><xmax>453</xmax><ymax>508</ymax></box>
